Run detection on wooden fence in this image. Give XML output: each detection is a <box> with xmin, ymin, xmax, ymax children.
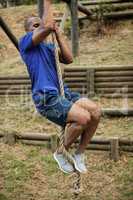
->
<box><xmin>0</xmin><ymin>76</ymin><xmax>30</xmax><ymax>95</ymax></box>
<box><xmin>0</xmin><ymin>132</ymin><xmax>133</xmax><ymax>161</ymax></box>
<box><xmin>55</xmin><ymin>0</ymin><xmax>133</xmax><ymax>23</ymax></box>
<box><xmin>80</xmin><ymin>0</ymin><xmax>133</xmax><ymax>20</ymax></box>
<box><xmin>64</xmin><ymin>65</ymin><xmax>133</xmax><ymax>98</ymax></box>
<box><xmin>0</xmin><ymin>66</ymin><xmax>133</xmax><ymax>98</ymax></box>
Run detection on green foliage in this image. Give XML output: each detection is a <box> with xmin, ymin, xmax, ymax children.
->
<box><xmin>22</xmin><ymin>0</ymin><xmax>36</xmax><ymax>5</ymax></box>
<box><xmin>0</xmin><ymin>0</ymin><xmax>63</xmax><ymax>8</ymax></box>
<box><xmin>0</xmin><ymin>0</ymin><xmax>7</xmax><ymax>8</ymax></box>
<box><xmin>53</xmin><ymin>0</ymin><xmax>60</xmax><ymax>3</ymax></box>
<box><xmin>64</xmin><ymin>19</ymin><xmax>71</xmax><ymax>35</ymax></box>
<box><xmin>0</xmin><ymin>194</ymin><xmax>9</xmax><ymax>200</ymax></box>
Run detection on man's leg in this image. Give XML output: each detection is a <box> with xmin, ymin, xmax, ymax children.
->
<box><xmin>62</xmin><ymin>98</ymin><xmax>101</xmax><ymax>173</ymax></box>
<box><xmin>74</xmin><ymin>98</ymin><xmax>101</xmax><ymax>153</ymax></box>
<box><xmin>54</xmin><ymin>104</ymin><xmax>91</xmax><ymax>173</ymax></box>
<box><xmin>63</xmin><ymin>104</ymin><xmax>91</xmax><ymax>151</ymax></box>
<box><xmin>52</xmin><ymin>98</ymin><xmax>92</xmax><ymax>173</ymax></box>
<box><xmin>64</xmin><ymin>98</ymin><xmax>101</xmax><ymax>152</ymax></box>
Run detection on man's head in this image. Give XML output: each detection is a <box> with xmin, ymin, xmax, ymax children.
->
<box><xmin>24</xmin><ymin>16</ymin><xmax>42</xmax><ymax>32</ymax></box>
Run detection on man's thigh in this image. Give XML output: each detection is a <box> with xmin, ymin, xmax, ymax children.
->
<box><xmin>74</xmin><ymin>97</ymin><xmax>100</xmax><ymax>113</ymax></box>
<box><xmin>66</xmin><ymin>102</ymin><xmax>91</xmax><ymax>125</ymax></box>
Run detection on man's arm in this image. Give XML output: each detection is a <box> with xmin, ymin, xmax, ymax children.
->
<box><xmin>32</xmin><ymin>0</ymin><xmax>73</xmax><ymax>64</ymax></box>
<box><xmin>32</xmin><ymin>0</ymin><xmax>54</xmax><ymax>45</ymax></box>
<box><xmin>55</xmin><ymin>26</ymin><xmax>73</xmax><ymax>64</ymax></box>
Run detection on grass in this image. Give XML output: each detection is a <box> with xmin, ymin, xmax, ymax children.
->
<box><xmin>0</xmin><ymin>6</ymin><xmax>133</xmax><ymax>76</ymax></box>
<box><xmin>0</xmin><ymin>95</ymin><xmax>132</xmax><ymax>199</ymax></box>
<box><xmin>0</xmin><ymin>96</ymin><xmax>56</xmax><ymax>134</ymax></box>
<box><xmin>0</xmin><ymin>96</ymin><xmax>133</xmax><ymax>138</ymax></box>
<box><xmin>0</xmin><ymin>193</ymin><xmax>9</xmax><ymax>200</ymax></box>
<box><xmin>0</xmin><ymin>4</ymin><xmax>133</xmax><ymax>200</ymax></box>
<box><xmin>0</xmin><ymin>144</ymin><xmax>133</xmax><ymax>200</ymax></box>
<box><xmin>0</xmin><ymin>94</ymin><xmax>132</xmax><ymax>200</ymax></box>
<box><xmin>0</xmin><ymin>144</ymin><xmax>57</xmax><ymax>197</ymax></box>
<box><xmin>114</xmin><ymin>158</ymin><xmax>133</xmax><ymax>200</ymax></box>
<box><xmin>1</xmin><ymin>151</ymin><xmax>32</xmax><ymax>192</ymax></box>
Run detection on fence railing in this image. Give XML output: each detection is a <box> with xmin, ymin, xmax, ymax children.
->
<box><xmin>0</xmin><ymin>66</ymin><xmax>133</xmax><ymax>98</ymax></box>
<box><xmin>0</xmin><ymin>132</ymin><xmax>133</xmax><ymax>161</ymax></box>
<box><xmin>55</xmin><ymin>0</ymin><xmax>133</xmax><ymax>23</ymax></box>
<box><xmin>64</xmin><ymin>65</ymin><xmax>133</xmax><ymax>98</ymax></box>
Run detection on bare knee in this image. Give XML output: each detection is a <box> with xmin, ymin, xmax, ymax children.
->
<box><xmin>74</xmin><ymin>98</ymin><xmax>101</xmax><ymax>121</ymax></box>
<box><xmin>67</xmin><ymin>103</ymin><xmax>91</xmax><ymax>128</ymax></box>
<box><xmin>79</xmin><ymin>114</ymin><xmax>91</xmax><ymax>128</ymax></box>
<box><xmin>69</xmin><ymin>114</ymin><xmax>91</xmax><ymax>130</ymax></box>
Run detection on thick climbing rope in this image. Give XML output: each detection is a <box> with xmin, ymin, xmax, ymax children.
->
<box><xmin>51</xmin><ymin>31</ymin><xmax>81</xmax><ymax>195</ymax></box>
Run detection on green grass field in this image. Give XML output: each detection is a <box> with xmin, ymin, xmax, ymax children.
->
<box><xmin>0</xmin><ymin>143</ymin><xmax>133</xmax><ymax>200</ymax></box>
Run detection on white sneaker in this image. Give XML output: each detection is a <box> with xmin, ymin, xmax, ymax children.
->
<box><xmin>72</xmin><ymin>153</ymin><xmax>87</xmax><ymax>173</ymax></box>
<box><xmin>53</xmin><ymin>152</ymin><xmax>74</xmax><ymax>174</ymax></box>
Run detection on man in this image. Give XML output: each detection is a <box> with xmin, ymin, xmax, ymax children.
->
<box><xmin>19</xmin><ymin>0</ymin><xmax>101</xmax><ymax>174</ymax></box>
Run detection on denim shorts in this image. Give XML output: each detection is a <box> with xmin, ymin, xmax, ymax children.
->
<box><xmin>33</xmin><ymin>90</ymin><xmax>81</xmax><ymax>127</ymax></box>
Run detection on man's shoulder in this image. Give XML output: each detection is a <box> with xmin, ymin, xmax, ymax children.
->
<box><xmin>19</xmin><ymin>32</ymin><xmax>34</xmax><ymax>53</ymax></box>
<box><xmin>19</xmin><ymin>32</ymin><xmax>33</xmax><ymax>44</ymax></box>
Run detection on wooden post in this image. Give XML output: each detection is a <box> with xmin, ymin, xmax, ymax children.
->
<box><xmin>110</xmin><ymin>137</ymin><xmax>119</xmax><ymax>162</ymax></box>
<box><xmin>50</xmin><ymin>134</ymin><xmax>58</xmax><ymax>152</ymax></box>
<box><xmin>7</xmin><ymin>0</ymin><xmax>15</xmax><ymax>7</ymax></box>
<box><xmin>62</xmin><ymin>0</ymin><xmax>92</xmax><ymax>16</ymax></box>
<box><xmin>89</xmin><ymin>68</ymin><xmax>95</xmax><ymax>97</ymax></box>
<box><xmin>86</xmin><ymin>69</ymin><xmax>95</xmax><ymax>97</ymax></box>
<box><xmin>37</xmin><ymin>0</ymin><xmax>44</xmax><ymax>18</ymax></box>
<box><xmin>68</xmin><ymin>0</ymin><xmax>79</xmax><ymax>57</ymax></box>
<box><xmin>86</xmin><ymin>69</ymin><xmax>90</xmax><ymax>97</ymax></box>
<box><xmin>3</xmin><ymin>132</ymin><xmax>16</xmax><ymax>145</ymax></box>
<box><xmin>78</xmin><ymin>3</ymin><xmax>92</xmax><ymax>16</ymax></box>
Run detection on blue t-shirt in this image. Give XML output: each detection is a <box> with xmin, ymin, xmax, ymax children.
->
<box><xmin>19</xmin><ymin>32</ymin><xmax>61</xmax><ymax>97</ymax></box>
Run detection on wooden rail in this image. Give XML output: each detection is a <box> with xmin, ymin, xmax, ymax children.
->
<box><xmin>56</xmin><ymin>11</ymin><xmax>133</xmax><ymax>23</ymax></box>
<box><xmin>64</xmin><ymin>66</ymin><xmax>133</xmax><ymax>98</ymax></box>
<box><xmin>80</xmin><ymin>0</ymin><xmax>133</xmax><ymax>6</ymax></box>
<box><xmin>87</xmin><ymin>0</ymin><xmax>133</xmax><ymax>20</ymax></box>
<box><xmin>0</xmin><ymin>66</ymin><xmax>133</xmax><ymax>98</ymax></box>
<box><xmin>55</xmin><ymin>0</ymin><xmax>133</xmax><ymax>23</ymax></box>
<box><xmin>0</xmin><ymin>132</ymin><xmax>132</xmax><ymax>161</ymax></box>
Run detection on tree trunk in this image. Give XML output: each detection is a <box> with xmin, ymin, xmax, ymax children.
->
<box><xmin>7</xmin><ymin>0</ymin><xmax>15</xmax><ymax>7</ymax></box>
<box><xmin>68</xmin><ymin>0</ymin><xmax>79</xmax><ymax>57</ymax></box>
<box><xmin>37</xmin><ymin>0</ymin><xmax>44</xmax><ymax>18</ymax></box>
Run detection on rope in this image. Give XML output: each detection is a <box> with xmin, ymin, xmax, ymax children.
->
<box><xmin>51</xmin><ymin>32</ymin><xmax>81</xmax><ymax>196</ymax></box>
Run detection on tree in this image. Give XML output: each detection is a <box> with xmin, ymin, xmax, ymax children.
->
<box><xmin>0</xmin><ymin>0</ymin><xmax>7</xmax><ymax>8</ymax></box>
<box><xmin>0</xmin><ymin>0</ymin><xmax>36</xmax><ymax>7</ymax></box>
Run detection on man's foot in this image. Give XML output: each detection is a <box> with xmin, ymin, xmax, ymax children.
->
<box><xmin>72</xmin><ymin>153</ymin><xmax>87</xmax><ymax>173</ymax></box>
<box><xmin>53</xmin><ymin>152</ymin><xmax>74</xmax><ymax>174</ymax></box>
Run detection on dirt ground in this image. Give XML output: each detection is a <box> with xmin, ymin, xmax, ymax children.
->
<box><xmin>0</xmin><ymin>4</ymin><xmax>133</xmax><ymax>200</ymax></box>
<box><xmin>0</xmin><ymin>143</ymin><xmax>133</xmax><ymax>200</ymax></box>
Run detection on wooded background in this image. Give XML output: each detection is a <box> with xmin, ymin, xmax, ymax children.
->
<box><xmin>0</xmin><ymin>0</ymin><xmax>62</xmax><ymax>7</ymax></box>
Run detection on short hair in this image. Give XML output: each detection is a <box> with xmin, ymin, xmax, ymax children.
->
<box><xmin>24</xmin><ymin>15</ymin><xmax>37</xmax><ymax>32</ymax></box>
